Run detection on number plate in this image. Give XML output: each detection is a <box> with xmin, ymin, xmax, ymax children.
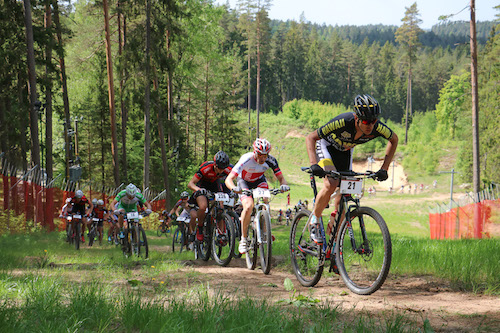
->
<box><xmin>177</xmin><ymin>216</ymin><xmax>188</xmax><ymax>223</ymax></box>
<box><xmin>66</xmin><ymin>216</ymin><xmax>72</xmax><ymax>221</ymax></box>
<box><xmin>93</xmin><ymin>218</ymin><xmax>99</xmax><ymax>222</ymax></box>
<box><xmin>214</xmin><ymin>192</ymin><xmax>230</xmax><ymax>203</ymax></box>
<box><xmin>252</xmin><ymin>188</ymin><xmax>270</xmax><ymax>198</ymax></box>
<box><xmin>159</xmin><ymin>219</ymin><xmax>164</xmax><ymax>222</ymax></box>
<box><xmin>73</xmin><ymin>214</ymin><xmax>82</xmax><ymax>219</ymax></box>
<box><xmin>340</xmin><ymin>178</ymin><xmax>363</xmax><ymax>195</ymax></box>
<box><xmin>226</xmin><ymin>198</ymin><xmax>235</xmax><ymax>207</ymax></box>
<box><xmin>127</xmin><ymin>211</ymin><xmax>139</xmax><ymax>220</ymax></box>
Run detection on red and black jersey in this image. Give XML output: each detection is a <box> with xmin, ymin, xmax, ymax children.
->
<box><xmin>194</xmin><ymin>161</ymin><xmax>232</xmax><ymax>183</ymax></box>
<box><xmin>93</xmin><ymin>207</ymin><xmax>108</xmax><ymax>219</ymax></box>
<box><xmin>70</xmin><ymin>196</ymin><xmax>90</xmax><ymax>213</ymax></box>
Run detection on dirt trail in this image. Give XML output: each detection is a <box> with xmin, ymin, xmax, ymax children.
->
<box><xmin>170</xmin><ymin>258</ymin><xmax>500</xmax><ymax>332</ymax></box>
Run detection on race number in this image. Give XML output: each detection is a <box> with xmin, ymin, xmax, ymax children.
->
<box><xmin>340</xmin><ymin>178</ymin><xmax>363</xmax><ymax>195</ymax></box>
<box><xmin>73</xmin><ymin>214</ymin><xmax>82</xmax><ymax>219</ymax></box>
<box><xmin>93</xmin><ymin>218</ymin><xmax>99</xmax><ymax>222</ymax></box>
<box><xmin>127</xmin><ymin>211</ymin><xmax>140</xmax><ymax>220</ymax></box>
<box><xmin>252</xmin><ymin>188</ymin><xmax>271</xmax><ymax>198</ymax></box>
<box><xmin>214</xmin><ymin>192</ymin><xmax>230</xmax><ymax>203</ymax></box>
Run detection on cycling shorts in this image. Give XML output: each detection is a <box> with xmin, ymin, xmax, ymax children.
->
<box><xmin>116</xmin><ymin>203</ymin><xmax>138</xmax><ymax>213</ymax></box>
<box><xmin>237</xmin><ymin>176</ymin><xmax>268</xmax><ymax>199</ymax></box>
<box><xmin>315</xmin><ymin>139</ymin><xmax>352</xmax><ymax>171</ymax></box>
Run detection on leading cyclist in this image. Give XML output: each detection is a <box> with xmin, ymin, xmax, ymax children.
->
<box><xmin>305</xmin><ymin>94</ymin><xmax>398</xmax><ymax>244</ymax></box>
<box><xmin>225</xmin><ymin>138</ymin><xmax>289</xmax><ymax>254</ymax></box>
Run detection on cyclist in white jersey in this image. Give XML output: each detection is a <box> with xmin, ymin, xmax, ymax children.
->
<box><xmin>225</xmin><ymin>138</ymin><xmax>290</xmax><ymax>253</ymax></box>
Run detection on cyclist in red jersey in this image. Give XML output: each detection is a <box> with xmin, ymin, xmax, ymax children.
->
<box><xmin>69</xmin><ymin>190</ymin><xmax>93</xmax><ymax>242</ymax></box>
<box><xmin>187</xmin><ymin>151</ymin><xmax>232</xmax><ymax>241</ymax></box>
<box><xmin>91</xmin><ymin>199</ymin><xmax>109</xmax><ymax>245</ymax></box>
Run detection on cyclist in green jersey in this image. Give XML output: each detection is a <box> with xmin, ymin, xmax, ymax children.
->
<box><xmin>111</xmin><ymin>183</ymin><xmax>152</xmax><ymax>235</ymax></box>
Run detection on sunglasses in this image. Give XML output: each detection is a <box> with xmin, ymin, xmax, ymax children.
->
<box><xmin>361</xmin><ymin>119</ymin><xmax>377</xmax><ymax>125</ymax></box>
<box><xmin>256</xmin><ymin>152</ymin><xmax>268</xmax><ymax>157</ymax></box>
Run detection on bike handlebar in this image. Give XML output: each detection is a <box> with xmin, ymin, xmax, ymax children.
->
<box><xmin>301</xmin><ymin>166</ymin><xmax>377</xmax><ymax>179</ymax></box>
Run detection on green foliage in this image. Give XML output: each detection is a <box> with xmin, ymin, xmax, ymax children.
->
<box><xmin>282</xmin><ymin>99</ymin><xmax>350</xmax><ymax>129</ymax></box>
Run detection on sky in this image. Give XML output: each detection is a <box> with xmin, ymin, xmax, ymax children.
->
<box><xmin>215</xmin><ymin>0</ymin><xmax>498</xmax><ymax>30</ymax></box>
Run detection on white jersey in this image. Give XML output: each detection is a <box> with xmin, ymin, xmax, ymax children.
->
<box><xmin>230</xmin><ymin>152</ymin><xmax>282</xmax><ymax>182</ymax></box>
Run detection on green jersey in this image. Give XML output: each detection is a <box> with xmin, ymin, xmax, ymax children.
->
<box><xmin>115</xmin><ymin>189</ymin><xmax>146</xmax><ymax>212</ymax></box>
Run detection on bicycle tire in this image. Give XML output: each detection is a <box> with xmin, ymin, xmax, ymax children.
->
<box><xmin>227</xmin><ymin>210</ymin><xmax>242</xmax><ymax>259</ymax></box>
<box><xmin>88</xmin><ymin>227</ymin><xmax>96</xmax><ymax>247</ymax></box>
<box><xmin>172</xmin><ymin>227</ymin><xmax>184</xmax><ymax>253</ymax></box>
<box><xmin>212</xmin><ymin>212</ymin><xmax>235</xmax><ymax>267</ymax></box>
<box><xmin>138</xmin><ymin>226</ymin><xmax>149</xmax><ymax>259</ymax></box>
<box><xmin>198</xmin><ymin>219</ymin><xmax>212</xmax><ymax>261</ymax></box>
<box><xmin>289</xmin><ymin>209</ymin><xmax>324</xmax><ymax>287</ymax></box>
<box><xmin>122</xmin><ymin>229</ymin><xmax>132</xmax><ymax>257</ymax></box>
<box><xmin>245</xmin><ymin>218</ymin><xmax>258</xmax><ymax>270</ymax></box>
<box><xmin>336</xmin><ymin>206</ymin><xmax>392</xmax><ymax>295</ymax></box>
<box><xmin>259</xmin><ymin>211</ymin><xmax>272</xmax><ymax>274</ymax></box>
<box><xmin>75</xmin><ymin>222</ymin><xmax>80</xmax><ymax>250</ymax></box>
<box><xmin>67</xmin><ymin>223</ymin><xmax>73</xmax><ymax>244</ymax></box>
<box><xmin>157</xmin><ymin>225</ymin><xmax>163</xmax><ymax>237</ymax></box>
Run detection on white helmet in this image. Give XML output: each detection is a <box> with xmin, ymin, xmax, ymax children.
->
<box><xmin>97</xmin><ymin>199</ymin><xmax>104</xmax><ymax>206</ymax></box>
<box><xmin>253</xmin><ymin>138</ymin><xmax>271</xmax><ymax>155</ymax></box>
<box><xmin>92</xmin><ymin>198</ymin><xmax>98</xmax><ymax>205</ymax></box>
<box><xmin>75</xmin><ymin>190</ymin><xmax>84</xmax><ymax>198</ymax></box>
<box><xmin>125</xmin><ymin>183</ymin><xmax>137</xmax><ymax>197</ymax></box>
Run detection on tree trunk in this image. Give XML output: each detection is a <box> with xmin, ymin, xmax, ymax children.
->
<box><xmin>23</xmin><ymin>0</ymin><xmax>40</xmax><ymax>168</ymax></box>
<box><xmin>103</xmin><ymin>0</ymin><xmax>120</xmax><ymax>186</ymax></box>
<box><xmin>204</xmin><ymin>61</ymin><xmax>210</xmax><ymax>161</ymax></box>
<box><xmin>118</xmin><ymin>0</ymin><xmax>128</xmax><ymax>182</ymax></box>
<box><xmin>470</xmin><ymin>0</ymin><xmax>480</xmax><ymax>196</ymax></box>
<box><xmin>44</xmin><ymin>0</ymin><xmax>53</xmax><ymax>180</ymax></box>
<box><xmin>53</xmin><ymin>2</ymin><xmax>70</xmax><ymax>180</ymax></box>
<box><xmin>166</xmin><ymin>30</ymin><xmax>174</xmax><ymax>147</ymax></box>
<box><xmin>143</xmin><ymin>0</ymin><xmax>151</xmax><ymax>190</ymax></box>
<box><xmin>256</xmin><ymin>17</ymin><xmax>261</xmax><ymax>139</ymax></box>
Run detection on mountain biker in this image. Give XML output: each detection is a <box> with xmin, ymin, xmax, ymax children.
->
<box><xmin>91</xmin><ymin>199</ymin><xmax>109</xmax><ymax>245</ymax></box>
<box><xmin>59</xmin><ymin>198</ymin><xmax>73</xmax><ymax>238</ymax></box>
<box><xmin>305</xmin><ymin>94</ymin><xmax>398</xmax><ymax>244</ymax></box>
<box><xmin>285</xmin><ymin>208</ymin><xmax>292</xmax><ymax>225</ymax></box>
<box><xmin>278</xmin><ymin>208</ymin><xmax>283</xmax><ymax>224</ymax></box>
<box><xmin>168</xmin><ymin>191</ymin><xmax>196</xmax><ymax>236</ymax></box>
<box><xmin>69</xmin><ymin>190</ymin><xmax>93</xmax><ymax>242</ymax></box>
<box><xmin>225</xmin><ymin>138</ymin><xmax>290</xmax><ymax>254</ymax></box>
<box><xmin>187</xmin><ymin>151</ymin><xmax>233</xmax><ymax>242</ymax></box>
<box><xmin>111</xmin><ymin>183</ymin><xmax>152</xmax><ymax>238</ymax></box>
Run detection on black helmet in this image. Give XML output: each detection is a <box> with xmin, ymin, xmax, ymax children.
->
<box><xmin>214</xmin><ymin>151</ymin><xmax>230</xmax><ymax>169</ymax></box>
<box><xmin>354</xmin><ymin>94</ymin><xmax>381</xmax><ymax>121</ymax></box>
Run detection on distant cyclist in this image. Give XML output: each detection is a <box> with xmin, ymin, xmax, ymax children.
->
<box><xmin>111</xmin><ymin>183</ymin><xmax>152</xmax><ymax>238</ymax></box>
<box><xmin>91</xmin><ymin>199</ymin><xmax>109</xmax><ymax>245</ymax></box>
<box><xmin>305</xmin><ymin>94</ymin><xmax>398</xmax><ymax>244</ymax></box>
<box><xmin>225</xmin><ymin>138</ymin><xmax>289</xmax><ymax>254</ymax></box>
<box><xmin>187</xmin><ymin>151</ymin><xmax>232</xmax><ymax>241</ymax></box>
<box><xmin>69</xmin><ymin>190</ymin><xmax>93</xmax><ymax>242</ymax></box>
<box><xmin>168</xmin><ymin>191</ymin><xmax>196</xmax><ymax>236</ymax></box>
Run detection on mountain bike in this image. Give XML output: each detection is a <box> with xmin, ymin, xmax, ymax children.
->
<box><xmin>172</xmin><ymin>215</ymin><xmax>189</xmax><ymax>253</ymax></box>
<box><xmin>244</xmin><ymin>188</ymin><xmax>286</xmax><ymax>275</ymax></box>
<box><xmin>66</xmin><ymin>214</ymin><xmax>82</xmax><ymax>250</ymax></box>
<box><xmin>121</xmin><ymin>211</ymin><xmax>150</xmax><ymax>259</ymax></box>
<box><xmin>88</xmin><ymin>217</ymin><xmax>103</xmax><ymax>246</ymax></box>
<box><xmin>221</xmin><ymin>194</ymin><xmax>242</xmax><ymax>259</ymax></box>
<box><xmin>196</xmin><ymin>191</ymin><xmax>236</xmax><ymax>267</ymax></box>
<box><xmin>157</xmin><ymin>217</ymin><xmax>171</xmax><ymax>237</ymax></box>
<box><xmin>290</xmin><ymin>167</ymin><xmax>392</xmax><ymax>295</ymax></box>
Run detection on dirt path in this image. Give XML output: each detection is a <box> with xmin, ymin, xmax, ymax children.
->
<box><xmin>162</xmin><ymin>257</ymin><xmax>500</xmax><ymax>332</ymax></box>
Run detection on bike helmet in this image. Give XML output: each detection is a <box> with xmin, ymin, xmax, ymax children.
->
<box><xmin>162</xmin><ymin>210</ymin><xmax>167</xmax><ymax>215</ymax></box>
<box><xmin>214</xmin><ymin>151</ymin><xmax>230</xmax><ymax>169</ymax></box>
<box><xmin>97</xmin><ymin>199</ymin><xmax>104</xmax><ymax>206</ymax></box>
<box><xmin>253</xmin><ymin>138</ymin><xmax>271</xmax><ymax>154</ymax></box>
<box><xmin>75</xmin><ymin>190</ymin><xmax>84</xmax><ymax>199</ymax></box>
<box><xmin>125</xmin><ymin>183</ymin><xmax>137</xmax><ymax>197</ymax></box>
<box><xmin>180</xmin><ymin>191</ymin><xmax>189</xmax><ymax>199</ymax></box>
<box><xmin>353</xmin><ymin>94</ymin><xmax>381</xmax><ymax>121</ymax></box>
<box><xmin>92</xmin><ymin>198</ymin><xmax>98</xmax><ymax>205</ymax></box>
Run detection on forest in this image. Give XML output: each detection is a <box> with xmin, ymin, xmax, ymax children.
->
<box><xmin>0</xmin><ymin>0</ymin><xmax>499</xmax><ymax>205</ymax></box>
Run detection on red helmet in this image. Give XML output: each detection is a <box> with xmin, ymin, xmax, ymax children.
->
<box><xmin>253</xmin><ymin>138</ymin><xmax>271</xmax><ymax>154</ymax></box>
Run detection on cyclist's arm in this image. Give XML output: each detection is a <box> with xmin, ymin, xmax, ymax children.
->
<box><xmin>187</xmin><ymin>174</ymin><xmax>202</xmax><ymax>192</ymax></box>
<box><xmin>380</xmin><ymin>132</ymin><xmax>399</xmax><ymax>171</ymax></box>
<box><xmin>306</xmin><ymin>130</ymin><xmax>321</xmax><ymax>165</ymax></box>
<box><xmin>111</xmin><ymin>198</ymin><xmax>118</xmax><ymax>209</ymax></box>
<box><xmin>224</xmin><ymin>172</ymin><xmax>237</xmax><ymax>191</ymax></box>
<box><xmin>276</xmin><ymin>173</ymin><xmax>287</xmax><ymax>186</ymax></box>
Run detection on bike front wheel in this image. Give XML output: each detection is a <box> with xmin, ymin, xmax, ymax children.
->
<box><xmin>157</xmin><ymin>225</ymin><xmax>164</xmax><ymax>237</ymax></box>
<box><xmin>245</xmin><ymin>220</ymin><xmax>258</xmax><ymax>270</ymax></box>
<box><xmin>227</xmin><ymin>211</ymin><xmax>242</xmax><ymax>259</ymax></box>
<box><xmin>258</xmin><ymin>211</ymin><xmax>272</xmax><ymax>274</ymax></box>
<box><xmin>212</xmin><ymin>213</ymin><xmax>235</xmax><ymax>267</ymax></box>
<box><xmin>336</xmin><ymin>206</ymin><xmax>392</xmax><ymax>295</ymax></box>
<box><xmin>198</xmin><ymin>220</ymin><xmax>212</xmax><ymax>261</ymax></box>
<box><xmin>172</xmin><ymin>227</ymin><xmax>184</xmax><ymax>253</ymax></box>
<box><xmin>137</xmin><ymin>226</ymin><xmax>149</xmax><ymax>259</ymax></box>
<box><xmin>289</xmin><ymin>209</ymin><xmax>324</xmax><ymax>287</ymax></box>
<box><xmin>74</xmin><ymin>222</ymin><xmax>81</xmax><ymax>250</ymax></box>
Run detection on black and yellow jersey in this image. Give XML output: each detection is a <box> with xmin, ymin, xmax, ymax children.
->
<box><xmin>317</xmin><ymin>112</ymin><xmax>393</xmax><ymax>151</ymax></box>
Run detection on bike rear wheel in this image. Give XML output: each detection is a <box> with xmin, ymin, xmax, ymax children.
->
<box><xmin>258</xmin><ymin>211</ymin><xmax>272</xmax><ymax>274</ymax></box>
<box><xmin>172</xmin><ymin>227</ymin><xmax>185</xmax><ymax>253</ymax></box>
<box><xmin>337</xmin><ymin>206</ymin><xmax>392</xmax><ymax>295</ymax></box>
<box><xmin>245</xmin><ymin>220</ymin><xmax>258</xmax><ymax>270</ymax></box>
<box><xmin>212</xmin><ymin>213</ymin><xmax>235</xmax><ymax>267</ymax></box>
<box><xmin>289</xmin><ymin>209</ymin><xmax>324</xmax><ymax>287</ymax></box>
